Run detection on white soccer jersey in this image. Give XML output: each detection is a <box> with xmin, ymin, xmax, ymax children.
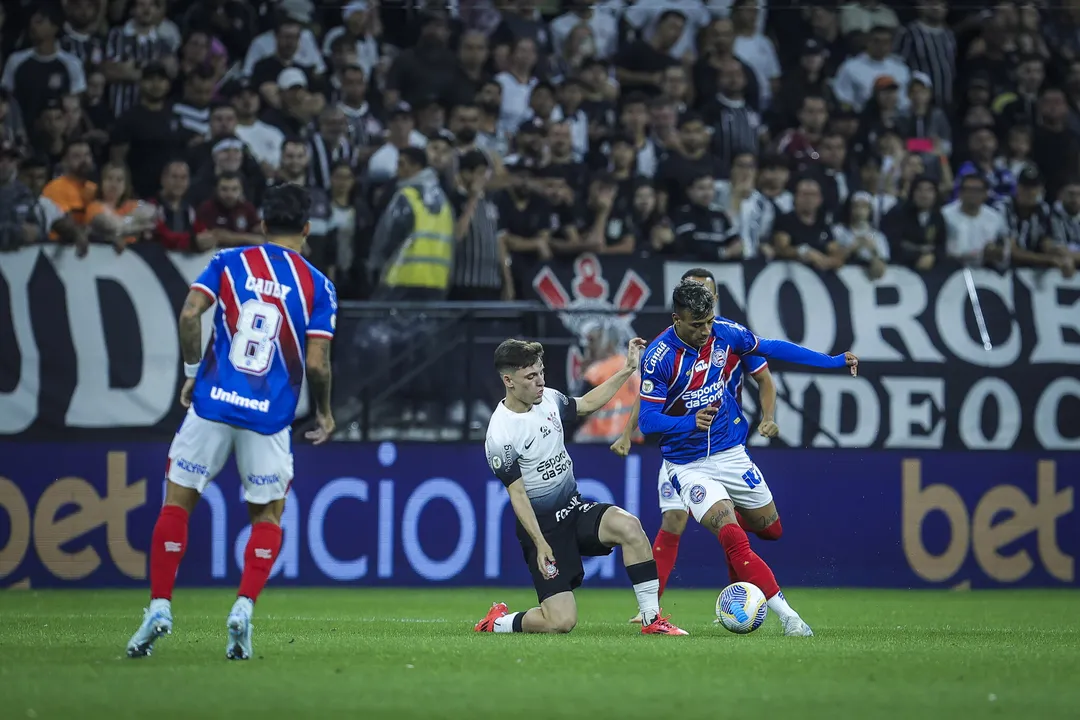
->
<box><xmin>485</xmin><ymin>388</ymin><xmax>580</xmax><ymax>516</ymax></box>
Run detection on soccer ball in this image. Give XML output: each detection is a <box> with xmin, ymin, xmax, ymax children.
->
<box><xmin>715</xmin><ymin>582</ymin><xmax>768</xmax><ymax>634</ymax></box>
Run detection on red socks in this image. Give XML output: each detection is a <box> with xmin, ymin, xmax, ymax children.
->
<box><xmin>149</xmin><ymin>505</ymin><xmax>189</xmax><ymax>600</ymax></box>
<box><xmin>652</xmin><ymin>529</ymin><xmax>681</xmax><ymax>597</ymax></box>
<box><xmin>718</xmin><ymin>524</ymin><xmax>780</xmax><ymax>599</ymax></box>
<box><xmin>237</xmin><ymin>522</ymin><xmax>283</xmax><ymax>602</ymax></box>
<box><xmin>736</xmin><ymin>510</ymin><xmax>783</xmax><ymax>541</ymax></box>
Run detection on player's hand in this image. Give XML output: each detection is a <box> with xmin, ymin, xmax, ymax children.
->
<box><xmin>624</xmin><ymin>337</ymin><xmax>646</xmax><ymax>370</ymax></box>
<box><xmin>305</xmin><ymin>411</ymin><xmax>336</xmax><ymax>445</ymax></box>
<box><xmin>758</xmin><ymin>419</ymin><xmax>779</xmax><ymax>438</ymax></box>
<box><xmin>536</xmin><ymin>541</ymin><xmax>558</xmax><ymax>579</ymax></box>
<box><xmin>844</xmin><ymin>351</ymin><xmax>859</xmax><ymax>377</ymax></box>
<box><xmin>610</xmin><ymin>435</ymin><xmax>631</xmax><ymax>457</ymax></box>
<box><xmin>695</xmin><ymin>406</ymin><xmax>718</xmax><ymax>431</ymax></box>
<box><xmin>179</xmin><ymin>378</ymin><xmax>194</xmax><ymax>408</ymax></box>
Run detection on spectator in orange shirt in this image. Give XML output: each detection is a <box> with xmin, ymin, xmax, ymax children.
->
<box><xmin>576</xmin><ymin>322</ymin><xmax>641</xmax><ymax>444</ymax></box>
<box><xmin>42</xmin><ymin>138</ymin><xmax>97</xmax><ymax>230</ymax></box>
<box><xmin>85</xmin><ymin>162</ymin><xmax>155</xmax><ymax>250</ymax></box>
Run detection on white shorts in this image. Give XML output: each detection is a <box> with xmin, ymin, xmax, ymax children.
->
<box><xmin>167</xmin><ymin>407</ymin><xmax>294</xmax><ymax>505</ymax></box>
<box><xmin>662</xmin><ymin>446</ymin><xmax>773</xmax><ymax>522</ymax></box>
<box><xmin>657</xmin><ymin>464</ymin><xmax>689</xmax><ymax>514</ymax></box>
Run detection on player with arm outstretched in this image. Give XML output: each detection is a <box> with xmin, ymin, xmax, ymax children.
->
<box><xmin>126</xmin><ymin>183</ymin><xmax>338</xmax><ymax>661</ymax></box>
<box><xmin>474</xmin><ymin>339</ymin><xmax>688</xmax><ymax>636</ymax></box>
<box><xmin>636</xmin><ymin>279</ymin><xmax>858</xmax><ymax>636</ymax></box>
<box><xmin>613</xmin><ymin>268</ymin><xmax>783</xmax><ymax>623</ymax></box>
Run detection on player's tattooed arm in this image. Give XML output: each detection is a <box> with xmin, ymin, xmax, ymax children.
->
<box><xmin>305</xmin><ymin>337</ymin><xmax>333</xmax><ymax>416</ymax></box>
<box><xmin>178</xmin><ymin>289</ymin><xmax>213</xmax><ymax>364</ymax></box>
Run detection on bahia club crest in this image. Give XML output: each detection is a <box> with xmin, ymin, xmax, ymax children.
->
<box><xmin>532</xmin><ymin>254</ymin><xmax>651</xmax><ymax>392</ymax></box>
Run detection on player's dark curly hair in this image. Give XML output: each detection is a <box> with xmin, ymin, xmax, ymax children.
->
<box><xmin>672</xmin><ymin>279</ymin><xmax>714</xmax><ymax>320</ymax></box>
<box><xmin>681</xmin><ymin>268</ymin><xmax>715</xmax><ymax>283</ymax></box>
<box><xmin>494</xmin><ymin>339</ymin><xmax>544</xmax><ymax>374</ymax></box>
<box><xmin>262</xmin><ymin>182</ymin><xmax>312</xmax><ymax>235</ymax></box>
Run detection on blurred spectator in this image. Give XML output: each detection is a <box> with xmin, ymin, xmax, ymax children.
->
<box><xmin>772</xmin><ymin>176</ymin><xmax>843</xmax><ymax>270</ymax></box>
<box><xmin>615</xmin><ymin>9</ymin><xmax>682</xmax><ymax>99</ymax></box>
<box><xmin>575</xmin><ymin>172</ymin><xmax>635</xmax><ymax>254</ymax></box>
<box><xmin>998</xmin><ymin>166</ymin><xmax>1073</xmax><ymax>276</ymax></box>
<box><xmin>1032</xmin><ymin>87</ymin><xmax>1080</xmax><ymax>202</ymax></box>
<box><xmin>731</xmin><ymin>0</ymin><xmax>779</xmax><ymax>111</ymax></box>
<box><xmin>994</xmin><ymin>55</ymin><xmax>1044</xmax><ymax>133</ymax></box>
<box><xmin>896</xmin><ymin>72</ymin><xmax>951</xmax><ymax>158</ymax></box>
<box><xmin>2</xmin><ymin>5</ymin><xmax>87</xmax><ymax>126</ymax></box>
<box><xmin>673</xmin><ymin>171</ymin><xmax>741</xmax><ymax>261</ymax></box>
<box><xmin>42</xmin><ymin>138</ymin><xmax>97</xmax><ymax>230</ymax></box>
<box><xmin>497</xmin><ymin>162</ymin><xmax>554</xmax><ymax>293</ymax></box>
<box><xmin>85</xmin><ymin>162</ymin><xmax>149</xmax><ymax>249</ymax></box>
<box><xmin>833</xmin><ymin>25</ymin><xmax>910</xmax><ymax>113</ymax></box>
<box><xmin>954</xmin><ymin>125</ymin><xmax>1014</xmax><ymax>204</ymax></box>
<box><xmin>809</xmin><ymin>132</ymin><xmax>852</xmax><ymax>218</ymax></box>
<box><xmin>715</xmin><ymin>151</ymin><xmax>773</xmax><ymax>258</ymax></box>
<box><xmin>656</xmin><ymin>111</ymin><xmax>717</xmax><ymax>212</ymax></box>
<box><xmin>701</xmin><ymin>58</ymin><xmax>762</xmax><ymax>179</ymax></box>
<box><xmin>775</xmin><ymin>94</ymin><xmax>829</xmax><ymax>170</ymax></box>
<box><xmin>449</xmin><ymin>149</ymin><xmax>510</xmax><ymax>301</ymax></box>
<box><xmin>244</xmin><ymin>14</ymin><xmax>324</xmax><ymax>90</ymax></box>
<box><xmin>894</xmin><ymin>0</ymin><xmax>954</xmax><ymax>111</ymax></box>
<box><xmin>383</xmin><ymin>13</ymin><xmax>457</xmax><ymax>109</ymax></box>
<box><xmin>943</xmin><ymin>173</ymin><xmax>1006</xmax><ymax>267</ymax></box>
<box><xmin>228</xmin><ymin>77</ymin><xmax>285</xmax><ymax>174</ymax></box>
<box><xmin>883</xmin><ymin>175</ymin><xmax>946</xmax><ymax>272</ymax></box>
<box><xmin>102</xmin><ymin>0</ymin><xmax>175</xmax><ymax>118</ymax></box>
<box><xmin>109</xmin><ymin>61</ymin><xmax>182</xmax><ymax>201</ymax></box>
<box><xmin>194</xmin><ymin>170</ymin><xmax>261</xmax><ymax>246</ymax></box>
<box><xmin>1050</xmin><ymin>178</ymin><xmax>1080</xmax><ymax>264</ymax></box>
<box><xmin>495</xmin><ymin>37</ymin><xmax>542</xmax><ymax>133</ymax></box>
<box><xmin>833</xmin><ymin>191</ymin><xmax>889</xmax><ymax>279</ymax></box>
<box><xmin>181</xmin><ymin>0</ymin><xmax>257</xmax><ymax>63</ymax></box>
<box><xmin>309</xmin><ymin>105</ymin><xmax>355</xmax><ymax>189</ymax></box>
<box><xmin>321</xmin><ymin>159</ymin><xmax>375</xmax><ymax>297</ymax></box>
<box><xmin>839</xmin><ymin>1</ymin><xmax>898</xmax><ymax>41</ymax></box>
<box><xmin>367</xmin><ymin>102</ymin><xmax>426</xmax><ymax>184</ymax></box>
<box><xmin>150</xmin><ymin>159</ymin><xmax>211</xmax><ymax>252</ymax></box>
<box><xmin>59</xmin><ymin>0</ymin><xmax>108</xmax><ymax>67</ymax></box>
<box><xmin>551</xmin><ymin>0</ymin><xmax>618</xmax><ymax>62</ymax></box>
<box><xmin>0</xmin><ymin>141</ymin><xmax>34</xmax><ymax>251</ymax></box>
<box><xmin>262</xmin><ymin>67</ymin><xmax>322</xmax><ymax>137</ymax></box>
<box><xmin>369</xmin><ymin>145</ymin><xmax>454</xmax><ymax>300</ymax></box>
<box><xmin>321</xmin><ymin>1</ymin><xmax>382</xmax><ymax>81</ymax></box>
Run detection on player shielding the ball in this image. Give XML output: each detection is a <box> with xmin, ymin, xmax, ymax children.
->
<box><xmin>476</xmin><ymin>338</ymin><xmax>688</xmax><ymax>636</ymax></box>
<box><xmin>635</xmin><ymin>279</ymin><xmax>858</xmax><ymax>636</ymax></box>
<box><xmin>126</xmin><ymin>183</ymin><xmax>338</xmax><ymax>660</ymax></box>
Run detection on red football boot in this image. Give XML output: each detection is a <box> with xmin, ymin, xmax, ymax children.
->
<box><xmin>474</xmin><ymin>602</ymin><xmax>509</xmax><ymax>632</ymax></box>
<box><xmin>641</xmin><ymin>611</ymin><xmax>689</xmax><ymax>636</ymax></box>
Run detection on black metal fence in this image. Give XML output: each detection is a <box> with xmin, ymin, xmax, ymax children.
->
<box><xmin>325</xmin><ymin>301</ymin><xmax>674</xmax><ymax>442</ymax></box>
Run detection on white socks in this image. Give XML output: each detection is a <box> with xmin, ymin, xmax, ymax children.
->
<box><xmin>633</xmin><ymin>579</ymin><xmax>660</xmax><ymax>626</ymax></box>
<box><xmin>767</xmin><ymin>590</ymin><xmax>798</xmax><ymax>621</ymax></box>
<box><xmin>493</xmin><ymin>612</ymin><xmax>521</xmax><ymax>633</ymax></box>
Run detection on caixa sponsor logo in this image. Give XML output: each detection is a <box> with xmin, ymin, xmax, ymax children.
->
<box><xmin>210</xmin><ymin>386</ymin><xmax>270</xmax><ymax>413</ymax></box>
<box><xmin>683</xmin><ymin>381</ymin><xmax>724</xmax><ymax>410</ymax></box>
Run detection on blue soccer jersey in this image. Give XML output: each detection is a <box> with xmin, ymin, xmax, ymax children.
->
<box><xmin>189</xmin><ymin>245</ymin><xmax>337</xmax><ymax>435</ymax></box>
<box><xmin>638</xmin><ymin>319</ymin><xmax>763</xmax><ymax>463</ymax></box>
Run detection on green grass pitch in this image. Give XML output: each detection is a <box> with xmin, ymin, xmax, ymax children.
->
<box><xmin>1</xmin><ymin>588</ymin><xmax>1078</xmax><ymax>719</ymax></box>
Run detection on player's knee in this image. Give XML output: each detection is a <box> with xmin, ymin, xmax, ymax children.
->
<box><xmin>661</xmin><ymin>510</ymin><xmax>688</xmax><ymax>535</ymax></box>
<box><xmin>550</xmin><ymin>614</ymin><xmax>577</xmax><ymax>634</ymax></box>
<box><xmin>610</xmin><ymin>512</ymin><xmax>647</xmax><ymax>547</ymax></box>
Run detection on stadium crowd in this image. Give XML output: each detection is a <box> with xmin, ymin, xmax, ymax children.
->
<box><xmin>3</xmin><ymin>0</ymin><xmax>1080</xmax><ymax>301</ymax></box>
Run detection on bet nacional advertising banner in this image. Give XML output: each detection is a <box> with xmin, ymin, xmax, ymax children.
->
<box><xmin>1</xmin><ymin>443</ymin><xmax>1074</xmax><ymax>590</ymax></box>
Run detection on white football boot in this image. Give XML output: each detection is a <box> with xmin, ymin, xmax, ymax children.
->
<box><xmin>781</xmin><ymin>615</ymin><xmax>814</xmax><ymax>637</ymax></box>
<box><xmin>226</xmin><ymin>598</ymin><xmax>254</xmax><ymax>660</ymax></box>
<box><xmin>126</xmin><ymin>601</ymin><xmax>173</xmax><ymax>658</ymax></box>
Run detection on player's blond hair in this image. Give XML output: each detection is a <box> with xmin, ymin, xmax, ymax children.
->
<box><xmin>494</xmin><ymin>339</ymin><xmax>544</xmax><ymax>374</ymax></box>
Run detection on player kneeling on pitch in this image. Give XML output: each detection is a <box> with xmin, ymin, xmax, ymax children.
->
<box><xmin>476</xmin><ymin>339</ymin><xmax>688</xmax><ymax>636</ymax></box>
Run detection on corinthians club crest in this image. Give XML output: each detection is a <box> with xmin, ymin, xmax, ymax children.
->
<box><xmin>532</xmin><ymin>254</ymin><xmax>651</xmax><ymax>393</ymax></box>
